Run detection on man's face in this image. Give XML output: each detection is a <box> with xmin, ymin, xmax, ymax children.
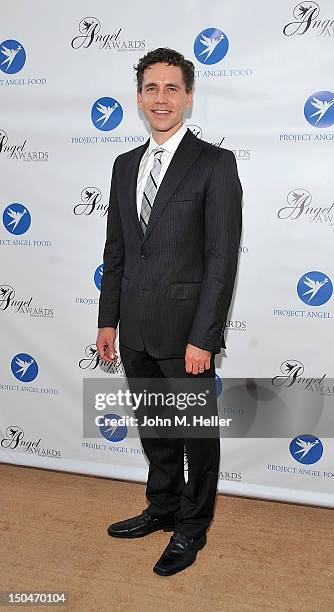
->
<box><xmin>137</xmin><ymin>63</ymin><xmax>192</xmax><ymax>140</ymax></box>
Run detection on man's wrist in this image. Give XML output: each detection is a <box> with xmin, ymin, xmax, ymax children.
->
<box><xmin>188</xmin><ymin>335</ymin><xmax>214</xmax><ymax>353</ymax></box>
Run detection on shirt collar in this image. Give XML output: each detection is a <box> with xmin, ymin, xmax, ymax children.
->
<box><xmin>148</xmin><ymin>123</ymin><xmax>187</xmax><ymax>156</ymax></box>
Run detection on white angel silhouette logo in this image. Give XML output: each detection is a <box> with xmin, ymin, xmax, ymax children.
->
<box><xmin>199</xmin><ymin>33</ymin><xmax>225</xmax><ymax>61</ymax></box>
<box><xmin>6</xmin><ymin>207</ymin><xmax>27</xmax><ymax>231</ymax></box>
<box><xmin>308</xmin><ymin>96</ymin><xmax>334</xmax><ymax>124</ymax></box>
<box><xmin>1</xmin><ymin>44</ymin><xmax>22</xmax><ymax>71</ymax></box>
<box><xmin>14</xmin><ymin>357</ymin><xmax>34</xmax><ymax>378</ymax></box>
<box><xmin>302</xmin><ymin>276</ymin><xmax>328</xmax><ymax>302</ymax></box>
<box><xmin>293</xmin><ymin>437</ymin><xmax>319</xmax><ymax>459</ymax></box>
<box><xmin>95</xmin><ymin>102</ymin><xmax>119</xmax><ymax>127</ymax></box>
<box><xmin>104</xmin><ymin>424</ymin><xmax>118</xmax><ymax>438</ymax></box>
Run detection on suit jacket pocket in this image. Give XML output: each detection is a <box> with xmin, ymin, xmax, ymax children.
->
<box><xmin>169</xmin><ymin>282</ymin><xmax>202</xmax><ymax>300</ymax></box>
<box><xmin>121</xmin><ymin>276</ymin><xmax>129</xmax><ymax>294</ymax></box>
<box><xmin>169</xmin><ymin>192</ymin><xmax>201</xmax><ymax>202</ymax></box>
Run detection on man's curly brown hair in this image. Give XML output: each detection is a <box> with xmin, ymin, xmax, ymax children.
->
<box><xmin>134</xmin><ymin>47</ymin><xmax>195</xmax><ymax>92</ymax></box>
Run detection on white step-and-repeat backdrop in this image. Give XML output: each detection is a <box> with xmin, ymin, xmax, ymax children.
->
<box><xmin>1</xmin><ymin>1</ymin><xmax>333</xmax><ymax>507</ymax></box>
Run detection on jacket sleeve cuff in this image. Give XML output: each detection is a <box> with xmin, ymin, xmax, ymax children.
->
<box><xmin>97</xmin><ymin>318</ymin><xmax>119</xmax><ymax>329</ymax></box>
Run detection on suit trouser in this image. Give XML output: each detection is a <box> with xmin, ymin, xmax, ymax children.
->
<box><xmin>119</xmin><ymin>343</ymin><xmax>220</xmax><ymax>538</ymax></box>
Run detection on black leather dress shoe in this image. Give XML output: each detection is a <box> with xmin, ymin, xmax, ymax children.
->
<box><xmin>107</xmin><ymin>509</ymin><xmax>175</xmax><ymax>538</ymax></box>
<box><xmin>153</xmin><ymin>532</ymin><xmax>207</xmax><ymax>576</ymax></box>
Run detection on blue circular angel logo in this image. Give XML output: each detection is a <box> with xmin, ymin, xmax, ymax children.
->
<box><xmin>304</xmin><ymin>91</ymin><xmax>334</xmax><ymax>128</ymax></box>
<box><xmin>290</xmin><ymin>434</ymin><xmax>323</xmax><ymax>464</ymax></box>
<box><xmin>3</xmin><ymin>203</ymin><xmax>31</xmax><ymax>235</ymax></box>
<box><xmin>99</xmin><ymin>413</ymin><xmax>127</xmax><ymax>442</ymax></box>
<box><xmin>94</xmin><ymin>264</ymin><xmax>103</xmax><ymax>290</ymax></box>
<box><xmin>91</xmin><ymin>97</ymin><xmax>123</xmax><ymax>131</ymax></box>
<box><xmin>297</xmin><ymin>271</ymin><xmax>333</xmax><ymax>306</ymax></box>
<box><xmin>194</xmin><ymin>28</ymin><xmax>229</xmax><ymax>64</ymax></box>
<box><xmin>0</xmin><ymin>39</ymin><xmax>26</xmax><ymax>74</ymax></box>
<box><xmin>11</xmin><ymin>353</ymin><xmax>38</xmax><ymax>382</ymax></box>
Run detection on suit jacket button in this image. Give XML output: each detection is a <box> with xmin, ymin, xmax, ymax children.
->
<box><xmin>141</xmin><ymin>252</ymin><xmax>149</xmax><ymax>259</ymax></box>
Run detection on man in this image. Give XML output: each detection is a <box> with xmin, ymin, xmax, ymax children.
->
<box><xmin>97</xmin><ymin>48</ymin><xmax>242</xmax><ymax>576</ymax></box>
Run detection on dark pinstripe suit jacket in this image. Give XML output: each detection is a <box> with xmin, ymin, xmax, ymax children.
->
<box><xmin>98</xmin><ymin>129</ymin><xmax>242</xmax><ymax>358</ymax></box>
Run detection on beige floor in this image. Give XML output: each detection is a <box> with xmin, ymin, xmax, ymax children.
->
<box><xmin>1</xmin><ymin>463</ymin><xmax>333</xmax><ymax>611</ymax></box>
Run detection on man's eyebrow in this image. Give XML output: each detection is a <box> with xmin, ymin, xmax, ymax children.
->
<box><xmin>143</xmin><ymin>82</ymin><xmax>181</xmax><ymax>89</ymax></box>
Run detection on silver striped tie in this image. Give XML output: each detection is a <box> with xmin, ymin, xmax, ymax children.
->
<box><xmin>140</xmin><ymin>148</ymin><xmax>164</xmax><ymax>235</ymax></box>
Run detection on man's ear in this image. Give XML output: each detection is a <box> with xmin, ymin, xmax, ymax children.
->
<box><xmin>137</xmin><ymin>91</ymin><xmax>142</xmax><ymax>108</ymax></box>
<box><xmin>186</xmin><ymin>90</ymin><xmax>193</xmax><ymax>109</ymax></box>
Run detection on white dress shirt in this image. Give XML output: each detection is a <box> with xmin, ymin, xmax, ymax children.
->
<box><xmin>136</xmin><ymin>123</ymin><xmax>187</xmax><ymax>219</ymax></box>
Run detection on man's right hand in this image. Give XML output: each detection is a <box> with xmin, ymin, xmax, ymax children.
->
<box><xmin>96</xmin><ymin>327</ymin><xmax>118</xmax><ymax>363</ymax></box>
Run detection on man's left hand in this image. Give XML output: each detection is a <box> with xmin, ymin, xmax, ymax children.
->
<box><xmin>185</xmin><ymin>343</ymin><xmax>211</xmax><ymax>375</ymax></box>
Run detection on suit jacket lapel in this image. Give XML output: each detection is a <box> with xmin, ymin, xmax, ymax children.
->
<box><xmin>142</xmin><ymin>130</ymin><xmax>203</xmax><ymax>244</ymax></box>
<box><xmin>126</xmin><ymin>139</ymin><xmax>149</xmax><ymax>240</ymax></box>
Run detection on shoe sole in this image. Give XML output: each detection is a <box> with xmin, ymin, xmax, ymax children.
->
<box><xmin>107</xmin><ymin>524</ymin><xmax>175</xmax><ymax>538</ymax></box>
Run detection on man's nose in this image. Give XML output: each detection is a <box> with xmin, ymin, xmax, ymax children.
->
<box><xmin>155</xmin><ymin>88</ymin><xmax>167</xmax><ymax>103</ymax></box>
